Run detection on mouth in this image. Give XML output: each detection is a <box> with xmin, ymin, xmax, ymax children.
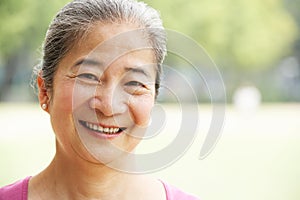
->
<box><xmin>79</xmin><ymin>120</ymin><xmax>126</xmax><ymax>136</ymax></box>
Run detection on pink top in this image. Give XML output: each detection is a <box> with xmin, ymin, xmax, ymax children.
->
<box><xmin>0</xmin><ymin>177</ymin><xmax>30</xmax><ymax>200</ymax></box>
<box><xmin>0</xmin><ymin>177</ymin><xmax>199</xmax><ymax>200</ymax></box>
<box><xmin>160</xmin><ymin>180</ymin><xmax>200</xmax><ymax>200</ymax></box>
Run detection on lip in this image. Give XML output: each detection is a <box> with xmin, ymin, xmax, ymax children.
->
<box><xmin>78</xmin><ymin>120</ymin><xmax>126</xmax><ymax>139</ymax></box>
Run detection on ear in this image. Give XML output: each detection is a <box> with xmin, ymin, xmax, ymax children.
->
<box><xmin>37</xmin><ymin>73</ymin><xmax>50</xmax><ymax>112</ymax></box>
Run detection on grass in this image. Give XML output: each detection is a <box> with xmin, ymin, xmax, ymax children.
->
<box><xmin>0</xmin><ymin>103</ymin><xmax>300</xmax><ymax>200</ymax></box>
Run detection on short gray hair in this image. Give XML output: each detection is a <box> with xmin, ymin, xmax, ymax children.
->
<box><xmin>32</xmin><ymin>0</ymin><xmax>167</xmax><ymax>96</ymax></box>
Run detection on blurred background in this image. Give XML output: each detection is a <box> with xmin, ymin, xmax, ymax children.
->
<box><xmin>0</xmin><ymin>0</ymin><xmax>299</xmax><ymax>199</ymax></box>
<box><xmin>0</xmin><ymin>0</ymin><xmax>300</xmax><ymax>102</ymax></box>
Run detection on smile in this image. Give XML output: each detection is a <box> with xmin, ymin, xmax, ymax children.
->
<box><xmin>79</xmin><ymin>120</ymin><xmax>125</xmax><ymax>135</ymax></box>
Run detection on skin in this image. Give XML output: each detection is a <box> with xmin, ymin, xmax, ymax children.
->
<box><xmin>29</xmin><ymin>22</ymin><xmax>166</xmax><ymax>200</ymax></box>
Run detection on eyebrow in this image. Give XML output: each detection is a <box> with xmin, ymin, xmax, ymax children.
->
<box><xmin>72</xmin><ymin>58</ymin><xmax>152</xmax><ymax>78</ymax></box>
<box><xmin>73</xmin><ymin>58</ymin><xmax>103</xmax><ymax>68</ymax></box>
<box><xmin>124</xmin><ymin>67</ymin><xmax>151</xmax><ymax>78</ymax></box>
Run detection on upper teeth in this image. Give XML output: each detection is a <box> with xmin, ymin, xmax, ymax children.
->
<box><xmin>85</xmin><ymin>122</ymin><xmax>120</xmax><ymax>134</ymax></box>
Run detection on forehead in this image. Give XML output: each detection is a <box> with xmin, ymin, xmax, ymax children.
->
<box><xmin>79</xmin><ymin>22</ymin><xmax>153</xmax><ymax>58</ymax></box>
<box><xmin>58</xmin><ymin>22</ymin><xmax>157</xmax><ymax>72</ymax></box>
<box><xmin>68</xmin><ymin>23</ymin><xmax>155</xmax><ymax>63</ymax></box>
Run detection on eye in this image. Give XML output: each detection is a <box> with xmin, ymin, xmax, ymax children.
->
<box><xmin>125</xmin><ymin>81</ymin><xmax>145</xmax><ymax>87</ymax></box>
<box><xmin>124</xmin><ymin>81</ymin><xmax>152</xmax><ymax>95</ymax></box>
<box><xmin>77</xmin><ymin>73</ymin><xmax>99</xmax><ymax>82</ymax></box>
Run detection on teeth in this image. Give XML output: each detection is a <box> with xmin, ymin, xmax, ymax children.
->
<box><xmin>110</xmin><ymin>128</ymin><xmax>114</xmax><ymax>133</ymax></box>
<box><xmin>93</xmin><ymin>125</ymin><xmax>98</xmax><ymax>130</ymax></box>
<box><xmin>84</xmin><ymin>122</ymin><xmax>120</xmax><ymax>134</ymax></box>
<box><xmin>104</xmin><ymin>128</ymin><xmax>109</xmax><ymax>132</ymax></box>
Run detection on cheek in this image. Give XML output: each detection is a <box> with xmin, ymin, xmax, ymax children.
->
<box><xmin>51</xmin><ymin>82</ymin><xmax>74</xmax><ymax>114</ymax></box>
<box><xmin>129</xmin><ymin>95</ymin><xmax>154</xmax><ymax>126</ymax></box>
<box><xmin>72</xmin><ymin>84</ymin><xmax>95</xmax><ymax>109</ymax></box>
<box><xmin>49</xmin><ymin>80</ymin><xmax>78</xmax><ymax>143</ymax></box>
<box><xmin>49</xmin><ymin>81</ymin><xmax>76</xmax><ymax>148</ymax></box>
<box><xmin>52</xmin><ymin>77</ymin><xmax>96</xmax><ymax>113</ymax></box>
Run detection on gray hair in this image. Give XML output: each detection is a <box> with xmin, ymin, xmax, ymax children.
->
<box><xmin>32</xmin><ymin>0</ymin><xmax>166</xmax><ymax>96</ymax></box>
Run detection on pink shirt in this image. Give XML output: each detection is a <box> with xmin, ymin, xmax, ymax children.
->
<box><xmin>160</xmin><ymin>180</ymin><xmax>200</xmax><ymax>200</ymax></box>
<box><xmin>0</xmin><ymin>177</ymin><xmax>30</xmax><ymax>200</ymax></box>
<box><xmin>0</xmin><ymin>177</ymin><xmax>199</xmax><ymax>200</ymax></box>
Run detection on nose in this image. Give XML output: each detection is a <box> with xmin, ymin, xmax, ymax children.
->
<box><xmin>89</xmin><ymin>85</ymin><xmax>127</xmax><ymax>117</ymax></box>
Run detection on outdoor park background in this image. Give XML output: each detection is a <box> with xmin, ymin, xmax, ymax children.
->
<box><xmin>0</xmin><ymin>0</ymin><xmax>300</xmax><ymax>199</ymax></box>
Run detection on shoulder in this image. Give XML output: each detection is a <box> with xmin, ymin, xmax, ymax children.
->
<box><xmin>0</xmin><ymin>177</ymin><xmax>31</xmax><ymax>200</ymax></box>
<box><xmin>160</xmin><ymin>180</ymin><xmax>200</xmax><ymax>200</ymax></box>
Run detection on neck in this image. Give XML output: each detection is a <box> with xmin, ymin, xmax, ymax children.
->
<box><xmin>37</xmin><ymin>144</ymin><xmax>138</xmax><ymax>200</ymax></box>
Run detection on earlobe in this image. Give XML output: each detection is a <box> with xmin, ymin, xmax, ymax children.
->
<box><xmin>37</xmin><ymin>74</ymin><xmax>50</xmax><ymax>112</ymax></box>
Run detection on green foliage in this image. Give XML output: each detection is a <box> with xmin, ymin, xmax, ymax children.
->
<box><xmin>144</xmin><ymin>0</ymin><xmax>299</xmax><ymax>71</ymax></box>
<box><xmin>0</xmin><ymin>0</ymin><xmax>298</xmax><ymax>71</ymax></box>
<box><xmin>0</xmin><ymin>0</ymin><xmax>69</xmax><ymax>58</ymax></box>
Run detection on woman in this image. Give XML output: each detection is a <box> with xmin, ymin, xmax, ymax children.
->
<box><xmin>0</xmin><ymin>0</ymin><xmax>199</xmax><ymax>199</ymax></box>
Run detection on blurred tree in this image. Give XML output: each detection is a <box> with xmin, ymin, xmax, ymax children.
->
<box><xmin>0</xmin><ymin>0</ymin><xmax>298</xmax><ymax>101</ymax></box>
<box><xmin>144</xmin><ymin>0</ymin><xmax>298</xmax><ymax>71</ymax></box>
<box><xmin>285</xmin><ymin>0</ymin><xmax>300</xmax><ymax>57</ymax></box>
<box><xmin>0</xmin><ymin>0</ymin><xmax>69</xmax><ymax>100</ymax></box>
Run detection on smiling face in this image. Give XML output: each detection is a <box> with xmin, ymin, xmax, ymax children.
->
<box><xmin>42</xmin><ymin>22</ymin><xmax>157</xmax><ymax>166</ymax></box>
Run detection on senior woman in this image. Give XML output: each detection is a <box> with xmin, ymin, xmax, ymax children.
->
<box><xmin>0</xmin><ymin>0</ymin><xmax>199</xmax><ymax>199</ymax></box>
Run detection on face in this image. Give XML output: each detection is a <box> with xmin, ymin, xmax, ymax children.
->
<box><xmin>40</xmin><ymin>22</ymin><xmax>157</xmax><ymax>166</ymax></box>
